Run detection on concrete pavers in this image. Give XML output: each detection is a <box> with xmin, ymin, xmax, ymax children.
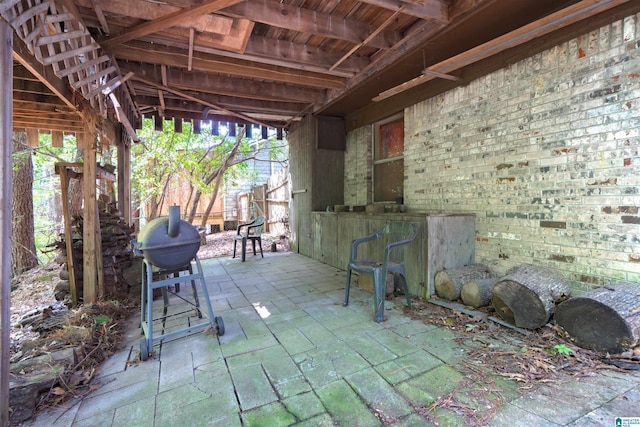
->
<box><xmin>25</xmin><ymin>252</ymin><xmax>640</xmax><ymax>426</ymax></box>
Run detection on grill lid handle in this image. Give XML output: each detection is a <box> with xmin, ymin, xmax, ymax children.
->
<box><xmin>168</xmin><ymin>205</ymin><xmax>180</xmax><ymax>238</ymax></box>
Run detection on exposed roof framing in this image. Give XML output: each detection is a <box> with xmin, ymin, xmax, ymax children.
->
<box><xmin>4</xmin><ymin>0</ymin><xmax>640</xmax><ymax>137</ymax></box>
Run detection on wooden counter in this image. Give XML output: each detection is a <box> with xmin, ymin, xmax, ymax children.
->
<box><xmin>311</xmin><ymin>212</ymin><xmax>476</xmax><ymax>299</ymax></box>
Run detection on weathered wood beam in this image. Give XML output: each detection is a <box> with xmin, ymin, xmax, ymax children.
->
<box><xmin>131</xmin><ymin>73</ymin><xmax>273</xmax><ymax>127</ymax></box>
<box><xmin>108</xmin><ymin>92</ymin><xmax>139</xmax><ymax>142</ymax></box>
<box><xmin>134</xmin><ymin>94</ymin><xmax>306</xmax><ymax>115</ymax></box>
<box><xmin>141</xmin><ymin>31</ymin><xmax>355</xmax><ymax>76</ymax></box>
<box><xmin>13</xmin><ymin>101</ymin><xmax>75</xmax><ymax>117</ymax></box>
<box><xmin>151</xmin><ymin>110</ymin><xmax>287</xmax><ymax>127</ymax></box>
<box><xmin>120</xmin><ymin>62</ymin><xmax>327</xmax><ymax>103</ymax></box>
<box><xmin>357</xmin><ymin>0</ymin><xmax>448</xmax><ymax>22</ymax></box>
<box><xmin>81</xmin><ymin>127</ymin><xmax>98</xmax><ymax>303</ymax></box>
<box><xmin>1</xmin><ymin>19</ymin><xmax>12</xmax><ymax>427</ymax></box>
<box><xmin>188</xmin><ymin>27</ymin><xmax>194</xmax><ymax>71</ymax></box>
<box><xmin>116</xmin><ymin>126</ymin><xmax>132</xmax><ymax>225</ymax></box>
<box><xmin>111</xmin><ymin>40</ymin><xmax>346</xmax><ymax>89</ymax></box>
<box><xmin>222</xmin><ymin>0</ymin><xmax>401</xmax><ymax>49</ymax></box>
<box><xmin>12</xmin><ymin>118</ymin><xmax>85</xmax><ymax>132</ymax></box>
<box><xmin>89</xmin><ymin>0</ymin><xmax>110</xmax><ymax>34</ymax></box>
<box><xmin>76</xmin><ymin>0</ymin><xmax>234</xmax><ymax>36</ymax></box>
<box><xmin>245</xmin><ymin>35</ymin><xmax>369</xmax><ymax>73</ymax></box>
<box><xmin>330</xmin><ymin>6</ymin><xmax>406</xmax><ymax>71</ymax></box>
<box><xmin>100</xmin><ymin>0</ymin><xmax>243</xmax><ymax>49</ymax></box>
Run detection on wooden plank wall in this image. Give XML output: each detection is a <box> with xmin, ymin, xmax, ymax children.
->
<box><xmin>312</xmin><ymin>212</ymin><xmax>476</xmax><ymax>299</ymax></box>
<box><xmin>288</xmin><ymin>115</ymin><xmax>314</xmax><ymax>255</ymax></box>
<box><xmin>289</xmin><ymin>115</ymin><xmax>346</xmax><ymax>255</ymax></box>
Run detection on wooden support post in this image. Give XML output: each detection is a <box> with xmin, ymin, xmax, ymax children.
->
<box><xmin>81</xmin><ymin>128</ymin><xmax>98</xmax><ymax>303</ymax></box>
<box><xmin>26</xmin><ymin>128</ymin><xmax>38</xmax><ymax>147</ymax></box>
<box><xmin>154</xmin><ymin>114</ymin><xmax>163</xmax><ymax>131</ymax></box>
<box><xmin>1</xmin><ymin>19</ymin><xmax>13</xmax><ymax>427</ymax></box>
<box><xmin>95</xmin><ymin>198</ymin><xmax>104</xmax><ymax>300</ymax></box>
<box><xmin>116</xmin><ymin>124</ymin><xmax>131</xmax><ymax>225</ymax></box>
<box><xmin>58</xmin><ymin>165</ymin><xmax>77</xmax><ymax>306</ymax></box>
<box><xmin>52</xmin><ymin>130</ymin><xmax>63</xmax><ymax>147</ymax></box>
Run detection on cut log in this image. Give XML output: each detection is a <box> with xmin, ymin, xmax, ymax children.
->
<box><xmin>555</xmin><ymin>282</ymin><xmax>640</xmax><ymax>353</ymax></box>
<box><xmin>491</xmin><ymin>264</ymin><xmax>571</xmax><ymax>329</ymax></box>
<box><xmin>434</xmin><ymin>263</ymin><xmax>494</xmax><ymax>301</ymax></box>
<box><xmin>461</xmin><ymin>278</ymin><xmax>500</xmax><ymax>308</ymax></box>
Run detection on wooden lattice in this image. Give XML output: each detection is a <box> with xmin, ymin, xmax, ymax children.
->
<box><xmin>1</xmin><ymin>0</ymin><xmax>138</xmax><ymax>136</ymax></box>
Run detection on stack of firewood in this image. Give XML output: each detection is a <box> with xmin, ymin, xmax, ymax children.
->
<box><xmin>53</xmin><ymin>200</ymin><xmax>138</xmax><ymax>303</ymax></box>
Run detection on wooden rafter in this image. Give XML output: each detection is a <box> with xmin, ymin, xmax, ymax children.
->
<box><xmin>357</xmin><ymin>0</ymin><xmax>448</xmax><ymax>22</ymax></box>
<box><xmin>75</xmin><ymin>0</ymin><xmax>234</xmax><ymax>36</ymax></box>
<box><xmin>223</xmin><ymin>0</ymin><xmax>402</xmax><ymax>50</ymax></box>
<box><xmin>100</xmin><ymin>0</ymin><xmax>243</xmax><ymax>49</ymax></box>
<box><xmin>130</xmin><ymin>73</ymin><xmax>274</xmax><ymax>128</ymax></box>
<box><xmin>111</xmin><ymin>40</ymin><xmax>346</xmax><ymax>89</ymax></box>
<box><xmin>330</xmin><ymin>6</ymin><xmax>406</xmax><ymax>71</ymax></box>
<box><xmin>120</xmin><ymin>62</ymin><xmax>327</xmax><ymax>104</ymax></box>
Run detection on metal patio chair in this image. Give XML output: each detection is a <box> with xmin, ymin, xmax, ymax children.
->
<box><xmin>343</xmin><ymin>222</ymin><xmax>417</xmax><ymax>322</ymax></box>
<box><xmin>233</xmin><ymin>215</ymin><xmax>265</xmax><ymax>261</ymax></box>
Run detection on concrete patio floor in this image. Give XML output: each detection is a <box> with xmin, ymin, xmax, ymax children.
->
<box><xmin>25</xmin><ymin>251</ymin><xmax>640</xmax><ymax>426</ymax></box>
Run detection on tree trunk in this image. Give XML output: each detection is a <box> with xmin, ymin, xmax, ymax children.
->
<box><xmin>434</xmin><ymin>263</ymin><xmax>494</xmax><ymax>301</ymax></box>
<box><xmin>461</xmin><ymin>278</ymin><xmax>500</xmax><ymax>308</ymax></box>
<box><xmin>555</xmin><ymin>282</ymin><xmax>640</xmax><ymax>353</ymax></box>
<box><xmin>491</xmin><ymin>264</ymin><xmax>571</xmax><ymax>329</ymax></box>
<box><xmin>11</xmin><ymin>132</ymin><xmax>38</xmax><ymax>276</ymax></box>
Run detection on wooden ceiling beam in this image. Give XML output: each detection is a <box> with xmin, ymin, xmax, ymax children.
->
<box><xmin>111</xmin><ymin>40</ymin><xmax>346</xmax><ymax>89</ymax></box>
<box><xmin>89</xmin><ymin>0</ymin><xmax>110</xmax><ymax>34</ymax></box>
<box><xmin>141</xmin><ymin>31</ymin><xmax>353</xmax><ymax>77</ymax></box>
<box><xmin>222</xmin><ymin>0</ymin><xmax>401</xmax><ymax>50</ymax></box>
<box><xmin>13</xmin><ymin>117</ymin><xmax>84</xmax><ymax>132</ymax></box>
<box><xmin>130</xmin><ymin>73</ymin><xmax>273</xmax><ymax>127</ymax></box>
<box><xmin>245</xmin><ymin>35</ymin><xmax>369</xmax><ymax>74</ymax></box>
<box><xmin>100</xmin><ymin>0</ymin><xmax>243</xmax><ymax>49</ymax></box>
<box><xmin>151</xmin><ymin>109</ymin><xmax>288</xmax><ymax>128</ymax></box>
<box><xmin>76</xmin><ymin>0</ymin><xmax>234</xmax><ymax>36</ymax></box>
<box><xmin>357</xmin><ymin>0</ymin><xmax>448</xmax><ymax>22</ymax></box>
<box><xmin>119</xmin><ymin>61</ymin><xmax>327</xmax><ymax>103</ymax></box>
<box><xmin>13</xmin><ymin>99</ymin><xmax>74</xmax><ymax>112</ymax></box>
<box><xmin>330</xmin><ymin>6</ymin><xmax>406</xmax><ymax>71</ymax></box>
<box><xmin>134</xmin><ymin>94</ymin><xmax>307</xmax><ymax>115</ymax></box>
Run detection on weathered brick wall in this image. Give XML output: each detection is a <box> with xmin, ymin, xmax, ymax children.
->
<box><xmin>346</xmin><ymin>13</ymin><xmax>640</xmax><ymax>289</ymax></box>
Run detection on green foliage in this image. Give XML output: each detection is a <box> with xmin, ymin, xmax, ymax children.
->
<box><xmin>93</xmin><ymin>315</ymin><xmax>111</xmax><ymax>325</ymax></box>
<box><xmin>132</xmin><ymin>119</ymin><xmax>286</xmax><ymax>221</ymax></box>
<box><xmin>545</xmin><ymin>343</ymin><xmax>573</xmax><ymax>355</ymax></box>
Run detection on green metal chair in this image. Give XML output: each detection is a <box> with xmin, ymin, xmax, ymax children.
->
<box><xmin>233</xmin><ymin>215</ymin><xmax>265</xmax><ymax>261</ymax></box>
<box><xmin>343</xmin><ymin>222</ymin><xmax>417</xmax><ymax>322</ymax></box>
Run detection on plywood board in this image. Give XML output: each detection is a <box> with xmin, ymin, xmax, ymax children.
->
<box><xmin>426</xmin><ymin>214</ymin><xmax>476</xmax><ymax>297</ymax></box>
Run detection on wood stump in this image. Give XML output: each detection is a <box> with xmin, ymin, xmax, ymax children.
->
<box><xmin>491</xmin><ymin>264</ymin><xmax>571</xmax><ymax>329</ymax></box>
<box><xmin>555</xmin><ymin>282</ymin><xmax>640</xmax><ymax>353</ymax></box>
<box><xmin>461</xmin><ymin>278</ymin><xmax>500</xmax><ymax>308</ymax></box>
<box><xmin>434</xmin><ymin>263</ymin><xmax>494</xmax><ymax>301</ymax></box>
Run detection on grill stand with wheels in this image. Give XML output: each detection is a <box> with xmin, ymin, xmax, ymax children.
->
<box><xmin>139</xmin><ymin>255</ymin><xmax>224</xmax><ymax>361</ymax></box>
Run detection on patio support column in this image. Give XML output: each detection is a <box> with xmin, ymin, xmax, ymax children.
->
<box><xmin>0</xmin><ymin>19</ymin><xmax>13</xmax><ymax>427</ymax></box>
<box><xmin>81</xmin><ymin>125</ymin><xmax>98</xmax><ymax>303</ymax></box>
<box><xmin>116</xmin><ymin>124</ymin><xmax>131</xmax><ymax>226</ymax></box>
